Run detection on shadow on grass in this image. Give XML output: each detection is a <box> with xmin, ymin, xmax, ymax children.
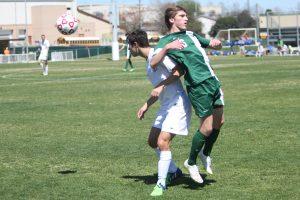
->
<box><xmin>58</xmin><ymin>170</ymin><xmax>77</xmax><ymax>175</ymax></box>
<box><xmin>122</xmin><ymin>173</ymin><xmax>216</xmax><ymax>190</ymax></box>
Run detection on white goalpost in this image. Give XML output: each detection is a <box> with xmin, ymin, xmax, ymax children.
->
<box><xmin>51</xmin><ymin>51</ymin><xmax>74</xmax><ymax>61</ymax></box>
<box><xmin>215</xmin><ymin>28</ymin><xmax>258</xmax><ymax>45</ymax></box>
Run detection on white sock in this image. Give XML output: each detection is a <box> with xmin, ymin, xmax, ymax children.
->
<box><xmin>157</xmin><ymin>151</ymin><xmax>172</xmax><ymax>187</ymax></box>
<box><xmin>154</xmin><ymin>148</ymin><xmax>177</xmax><ymax>173</ymax></box>
<box><xmin>45</xmin><ymin>66</ymin><xmax>48</xmax><ymax>75</ymax></box>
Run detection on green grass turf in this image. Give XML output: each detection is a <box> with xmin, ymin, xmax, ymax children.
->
<box><xmin>0</xmin><ymin>56</ymin><xmax>299</xmax><ymax>199</ymax></box>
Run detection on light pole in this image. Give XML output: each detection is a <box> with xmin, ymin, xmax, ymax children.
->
<box><xmin>24</xmin><ymin>0</ymin><xmax>28</xmax><ymax>57</ymax></box>
<box><xmin>111</xmin><ymin>0</ymin><xmax>119</xmax><ymax>61</ymax></box>
<box><xmin>139</xmin><ymin>0</ymin><xmax>141</xmax><ymax>29</ymax></box>
<box><xmin>266</xmin><ymin>11</ymin><xmax>270</xmax><ymax>46</ymax></box>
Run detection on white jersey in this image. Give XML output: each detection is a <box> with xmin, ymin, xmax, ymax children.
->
<box><xmin>147</xmin><ymin>48</ymin><xmax>191</xmax><ymax>135</ymax></box>
<box><xmin>38</xmin><ymin>39</ymin><xmax>50</xmax><ymax>61</ymax></box>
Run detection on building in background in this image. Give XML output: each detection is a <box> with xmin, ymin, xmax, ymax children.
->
<box><xmin>259</xmin><ymin>11</ymin><xmax>300</xmax><ymax>46</ymax></box>
<box><xmin>0</xmin><ymin>0</ymin><xmax>119</xmax><ymax>52</ymax></box>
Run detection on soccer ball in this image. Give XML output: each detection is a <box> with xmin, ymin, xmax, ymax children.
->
<box><xmin>56</xmin><ymin>11</ymin><xmax>78</xmax><ymax>35</ymax></box>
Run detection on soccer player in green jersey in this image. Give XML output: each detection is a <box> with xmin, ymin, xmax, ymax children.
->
<box><xmin>150</xmin><ymin>6</ymin><xmax>224</xmax><ymax>184</ymax></box>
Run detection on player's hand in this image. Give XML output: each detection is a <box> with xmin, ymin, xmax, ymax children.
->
<box><xmin>166</xmin><ymin>39</ymin><xmax>184</xmax><ymax>50</ymax></box>
<box><xmin>137</xmin><ymin>104</ymin><xmax>148</xmax><ymax>120</ymax></box>
<box><xmin>209</xmin><ymin>39</ymin><xmax>222</xmax><ymax>48</ymax></box>
<box><xmin>151</xmin><ymin>85</ymin><xmax>164</xmax><ymax>98</ymax></box>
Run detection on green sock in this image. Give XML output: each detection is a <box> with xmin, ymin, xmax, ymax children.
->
<box><xmin>203</xmin><ymin>129</ymin><xmax>220</xmax><ymax>156</ymax></box>
<box><xmin>188</xmin><ymin>130</ymin><xmax>206</xmax><ymax>165</ymax></box>
<box><xmin>124</xmin><ymin>61</ymin><xmax>129</xmax><ymax>70</ymax></box>
<box><xmin>128</xmin><ymin>59</ymin><xmax>134</xmax><ymax>68</ymax></box>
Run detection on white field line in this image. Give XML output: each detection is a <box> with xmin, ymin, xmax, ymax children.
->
<box><xmin>0</xmin><ymin>72</ymin><xmax>146</xmax><ymax>87</ymax></box>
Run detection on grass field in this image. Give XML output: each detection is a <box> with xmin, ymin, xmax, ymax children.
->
<box><xmin>0</xmin><ymin>56</ymin><xmax>299</xmax><ymax>199</ymax></box>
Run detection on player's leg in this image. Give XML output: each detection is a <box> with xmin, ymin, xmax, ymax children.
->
<box><xmin>123</xmin><ymin>50</ymin><xmax>130</xmax><ymax>71</ymax></box>
<box><xmin>128</xmin><ymin>53</ymin><xmax>134</xmax><ymax>71</ymax></box>
<box><xmin>39</xmin><ymin>60</ymin><xmax>44</xmax><ymax>75</ymax></box>
<box><xmin>200</xmin><ymin>106</ymin><xmax>223</xmax><ymax>174</ymax></box>
<box><xmin>185</xmin><ymin>80</ymin><xmax>217</xmax><ymax>182</ymax></box>
<box><xmin>148</xmin><ymin>127</ymin><xmax>160</xmax><ymax>149</ymax></box>
<box><xmin>185</xmin><ymin>82</ymin><xmax>214</xmax><ymax>164</ymax></box>
<box><xmin>203</xmin><ymin>106</ymin><xmax>224</xmax><ymax>156</ymax></box>
<box><xmin>201</xmin><ymin>85</ymin><xmax>225</xmax><ymax>174</ymax></box>
<box><xmin>128</xmin><ymin>59</ymin><xmax>135</xmax><ymax>71</ymax></box>
<box><xmin>148</xmin><ymin>127</ymin><xmax>179</xmax><ymax>178</ymax></box>
<box><xmin>44</xmin><ymin>60</ymin><xmax>48</xmax><ymax>75</ymax></box>
<box><xmin>151</xmin><ymin>131</ymin><xmax>174</xmax><ymax>196</ymax></box>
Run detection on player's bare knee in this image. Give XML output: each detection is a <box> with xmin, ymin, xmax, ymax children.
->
<box><xmin>200</xmin><ymin>127</ymin><xmax>214</xmax><ymax>136</ymax></box>
<box><xmin>157</xmin><ymin>139</ymin><xmax>169</xmax><ymax>151</ymax></box>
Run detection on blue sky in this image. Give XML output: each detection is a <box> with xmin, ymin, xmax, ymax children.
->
<box><xmin>77</xmin><ymin>0</ymin><xmax>300</xmax><ymax>12</ymax></box>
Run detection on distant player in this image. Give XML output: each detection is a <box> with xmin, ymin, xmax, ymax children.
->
<box><xmin>38</xmin><ymin>34</ymin><xmax>50</xmax><ymax>76</ymax></box>
<box><xmin>150</xmin><ymin>6</ymin><xmax>224</xmax><ymax>184</ymax></box>
<box><xmin>277</xmin><ymin>37</ymin><xmax>284</xmax><ymax>56</ymax></box>
<box><xmin>127</xmin><ymin>29</ymin><xmax>191</xmax><ymax>196</ymax></box>
<box><xmin>122</xmin><ymin>35</ymin><xmax>135</xmax><ymax>72</ymax></box>
<box><xmin>256</xmin><ymin>43</ymin><xmax>264</xmax><ymax>58</ymax></box>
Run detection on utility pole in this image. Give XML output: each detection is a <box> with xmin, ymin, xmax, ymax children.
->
<box><xmin>266</xmin><ymin>11</ymin><xmax>270</xmax><ymax>46</ymax></box>
<box><xmin>139</xmin><ymin>0</ymin><xmax>141</xmax><ymax>29</ymax></box>
<box><xmin>255</xmin><ymin>3</ymin><xmax>259</xmax><ymax>44</ymax></box>
<box><xmin>247</xmin><ymin>0</ymin><xmax>250</xmax><ymax>13</ymax></box>
<box><xmin>111</xmin><ymin>0</ymin><xmax>119</xmax><ymax>61</ymax></box>
<box><xmin>24</xmin><ymin>0</ymin><xmax>28</xmax><ymax>56</ymax></box>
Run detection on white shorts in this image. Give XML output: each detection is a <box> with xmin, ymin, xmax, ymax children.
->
<box><xmin>38</xmin><ymin>51</ymin><xmax>48</xmax><ymax>61</ymax></box>
<box><xmin>153</xmin><ymin>94</ymin><xmax>191</xmax><ymax>136</ymax></box>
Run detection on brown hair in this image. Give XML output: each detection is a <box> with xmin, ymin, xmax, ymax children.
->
<box><xmin>126</xmin><ymin>29</ymin><xmax>150</xmax><ymax>48</ymax></box>
<box><xmin>164</xmin><ymin>5</ymin><xmax>187</xmax><ymax>30</ymax></box>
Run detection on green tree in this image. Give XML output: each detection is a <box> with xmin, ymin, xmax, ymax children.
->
<box><xmin>237</xmin><ymin>10</ymin><xmax>256</xmax><ymax>28</ymax></box>
<box><xmin>210</xmin><ymin>16</ymin><xmax>238</xmax><ymax>37</ymax></box>
<box><xmin>210</xmin><ymin>10</ymin><xmax>256</xmax><ymax>37</ymax></box>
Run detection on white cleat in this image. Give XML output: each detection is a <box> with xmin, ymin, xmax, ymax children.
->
<box><xmin>184</xmin><ymin>159</ymin><xmax>203</xmax><ymax>183</ymax></box>
<box><xmin>200</xmin><ymin>150</ymin><xmax>213</xmax><ymax>174</ymax></box>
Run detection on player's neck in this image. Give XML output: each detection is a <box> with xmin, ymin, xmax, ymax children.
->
<box><xmin>169</xmin><ymin>26</ymin><xmax>185</xmax><ymax>34</ymax></box>
<box><xmin>139</xmin><ymin>47</ymin><xmax>150</xmax><ymax>59</ymax></box>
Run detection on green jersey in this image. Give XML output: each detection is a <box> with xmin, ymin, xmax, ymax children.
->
<box><xmin>155</xmin><ymin>31</ymin><xmax>217</xmax><ymax>86</ymax></box>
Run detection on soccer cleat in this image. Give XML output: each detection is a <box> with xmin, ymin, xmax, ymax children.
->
<box><xmin>129</xmin><ymin>68</ymin><xmax>135</xmax><ymax>72</ymax></box>
<box><xmin>122</xmin><ymin>68</ymin><xmax>127</xmax><ymax>72</ymax></box>
<box><xmin>166</xmin><ymin>168</ymin><xmax>183</xmax><ymax>185</ymax></box>
<box><xmin>150</xmin><ymin>183</ymin><xmax>165</xmax><ymax>196</ymax></box>
<box><xmin>184</xmin><ymin>159</ymin><xmax>203</xmax><ymax>183</ymax></box>
<box><xmin>200</xmin><ymin>150</ymin><xmax>213</xmax><ymax>174</ymax></box>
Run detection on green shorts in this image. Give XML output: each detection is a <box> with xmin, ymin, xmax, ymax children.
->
<box><xmin>186</xmin><ymin>77</ymin><xmax>224</xmax><ymax>118</ymax></box>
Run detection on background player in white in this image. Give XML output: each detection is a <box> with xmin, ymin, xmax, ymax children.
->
<box><xmin>38</xmin><ymin>34</ymin><xmax>50</xmax><ymax>76</ymax></box>
<box><xmin>127</xmin><ymin>29</ymin><xmax>191</xmax><ymax>196</ymax></box>
<box><xmin>256</xmin><ymin>42</ymin><xmax>264</xmax><ymax>58</ymax></box>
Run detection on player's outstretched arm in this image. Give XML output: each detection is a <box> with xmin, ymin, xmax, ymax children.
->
<box><xmin>150</xmin><ymin>40</ymin><xmax>184</xmax><ymax>69</ymax></box>
<box><xmin>151</xmin><ymin>66</ymin><xmax>183</xmax><ymax>97</ymax></box>
<box><xmin>137</xmin><ymin>96</ymin><xmax>158</xmax><ymax>120</ymax></box>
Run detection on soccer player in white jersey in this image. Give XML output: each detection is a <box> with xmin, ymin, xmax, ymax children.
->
<box><xmin>38</xmin><ymin>34</ymin><xmax>50</xmax><ymax>76</ymax></box>
<box><xmin>127</xmin><ymin>29</ymin><xmax>191</xmax><ymax>196</ymax></box>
